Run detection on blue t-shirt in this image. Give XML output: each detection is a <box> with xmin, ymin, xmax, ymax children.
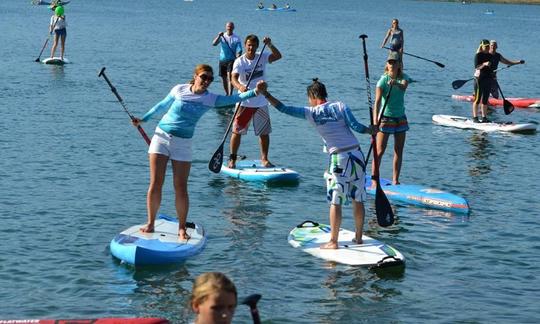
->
<box><xmin>142</xmin><ymin>84</ymin><xmax>256</xmax><ymax>138</ymax></box>
<box><xmin>219</xmin><ymin>33</ymin><xmax>242</xmax><ymax>62</ymax></box>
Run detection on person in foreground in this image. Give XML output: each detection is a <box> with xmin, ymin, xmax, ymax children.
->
<box><xmin>212</xmin><ymin>22</ymin><xmax>243</xmax><ymax>95</ymax></box>
<box><xmin>132</xmin><ymin>64</ymin><xmax>267</xmax><ymax>239</ymax></box>
<box><xmin>228</xmin><ymin>34</ymin><xmax>282</xmax><ymax>169</ymax></box>
<box><xmin>472</xmin><ymin>39</ymin><xmax>492</xmax><ymax>123</ymax></box>
<box><xmin>191</xmin><ymin>272</ymin><xmax>237</xmax><ymax>324</ymax></box>
<box><xmin>372</xmin><ymin>52</ymin><xmax>411</xmax><ymax>187</ymax></box>
<box><xmin>49</xmin><ymin>5</ymin><xmax>67</xmax><ymax>60</ymax></box>
<box><xmin>261</xmin><ymin>79</ymin><xmax>375</xmax><ymax>249</ymax></box>
<box><xmin>488</xmin><ymin>40</ymin><xmax>525</xmax><ymax>99</ymax></box>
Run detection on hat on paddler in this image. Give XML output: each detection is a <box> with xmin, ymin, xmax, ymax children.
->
<box><xmin>387</xmin><ymin>51</ymin><xmax>400</xmax><ymax>62</ymax></box>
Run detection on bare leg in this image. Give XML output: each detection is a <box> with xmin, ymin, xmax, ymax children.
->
<box><xmin>50</xmin><ymin>34</ymin><xmax>59</xmax><ymax>58</ymax></box>
<box><xmin>371</xmin><ymin>132</ymin><xmax>389</xmax><ymax>187</ymax></box>
<box><xmin>221</xmin><ymin>74</ymin><xmax>229</xmax><ymax>95</ymax></box>
<box><xmin>321</xmin><ymin>204</ymin><xmax>341</xmax><ymax>249</ymax></box>
<box><xmin>141</xmin><ymin>153</ymin><xmax>169</xmax><ymax>233</ymax></box>
<box><xmin>352</xmin><ymin>200</ymin><xmax>365</xmax><ymax>244</ymax></box>
<box><xmin>472</xmin><ymin>101</ymin><xmax>478</xmax><ymax>119</ymax></box>
<box><xmin>480</xmin><ymin>103</ymin><xmax>488</xmax><ymax>119</ymax></box>
<box><xmin>226</xmin><ymin>72</ymin><xmax>233</xmax><ymax>96</ymax></box>
<box><xmin>172</xmin><ymin>160</ymin><xmax>191</xmax><ymax>240</ymax></box>
<box><xmin>259</xmin><ymin>134</ymin><xmax>273</xmax><ymax>167</ymax></box>
<box><xmin>60</xmin><ymin>33</ymin><xmax>66</xmax><ymax>60</ymax></box>
<box><xmin>392</xmin><ymin>132</ymin><xmax>406</xmax><ymax>185</ymax></box>
<box><xmin>228</xmin><ymin>132</ymin><xmax>241</xmax><ymax>168</ymax></box>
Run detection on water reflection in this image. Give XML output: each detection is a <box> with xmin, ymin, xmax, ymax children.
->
<box><xmin>467</xmin><ymin>132</ymin><xmax>493</xmax><ymax>177</ymax></box>
<box><xmin>48</xmin><ymin>64</ymin><xmax>65</xmax><ymax>80</ymax></box>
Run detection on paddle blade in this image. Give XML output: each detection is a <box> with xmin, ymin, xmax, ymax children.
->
<box><xmin>208</xmin><ymin>143</ymin><xmax>225</xmax><ymax>173</ymax></box>
<box><xmin>452</xmin><ymin>79</ymin><xmax>469</xmax><ymax>90</ymax></box>
<box><xmin>503</xmin><ymin>99</ymin><xmax>514</xmax><ymax>115</ymax></box>
<box><xmin>435</xmin><ymin>62</ymin><xmax>445</xmax><ymax>68</ymax></box>
<box><xmin>375</xmin><ymin>183</ymin><xmax>394</xmax><ymax>227</ymax></box>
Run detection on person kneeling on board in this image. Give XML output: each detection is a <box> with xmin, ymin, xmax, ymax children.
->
<box><xmin>261</xmin><ymin>79</ymin><xmax>375</xmax><ymax>249</ymax></box>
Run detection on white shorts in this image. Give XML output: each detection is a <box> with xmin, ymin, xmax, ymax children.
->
<box><xmin>324</xmin><ymin>149</ymin><xmax>367</xmax><ymax>205</ymax></box>
<box><xmin>148</xmin><ymin>127</ymin><xmax>192</xmax><ymax>162</ymax></box>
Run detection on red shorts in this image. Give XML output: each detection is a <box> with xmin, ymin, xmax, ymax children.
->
<box><xmin>233</xmin><ymin>105</ymin><xmax>272</xmax><ymax>135</ymax></box>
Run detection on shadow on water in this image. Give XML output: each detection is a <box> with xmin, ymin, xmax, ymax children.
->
<box><xmin>467</xmin><ymin>132</ymin><xmax>493</xmax><ymax>177</ymax></box>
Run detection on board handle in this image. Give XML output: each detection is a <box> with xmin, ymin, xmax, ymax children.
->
<box><xmin>296</xmin><ymin>220</ymin><xmax>319</xmax><ymax>228</ymax></box>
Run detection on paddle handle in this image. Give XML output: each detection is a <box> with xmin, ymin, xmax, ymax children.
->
<box><xmin>98</xmin><ymin>67</ymin><xmax>151</xmax><ymax>145</ymax></box>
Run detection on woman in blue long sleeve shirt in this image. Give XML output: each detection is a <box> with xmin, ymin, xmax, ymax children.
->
<box><xmin>132</xmin><ymin>64</ymin><xmax>266</xmax><ymax>239</ymax></box>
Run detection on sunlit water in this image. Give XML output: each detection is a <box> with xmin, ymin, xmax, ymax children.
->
<box><xmin>1</xmin><ymin>0</ymin><xmax>539</xmax><ymax>322</ymax></box>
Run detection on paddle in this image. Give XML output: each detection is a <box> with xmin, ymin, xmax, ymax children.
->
<box><xmin>451</xmin><ymin>65</ymin><xmax>513</xmax><ymax>90</ymax></box>
<box><xmin>208</xmin><ymin>43</ymin><xmax>267</xmax><ymax>173</ymax></box>
<box><xmin>494</xmin><ymin>80</ymin><xmax>515</xmax><ymax>115</ymax></box>
<box><xmin>241</xmin><ymin>294</ymin><xmax>262</xmax><ymax>324</ymax></box>
<box><xmin>35</xmin><ymin>18</ymin><xmax>59</xmax><ymax>62</ymax></box>
<box><xmin>220</xmin><ymin>34</ymin><xmax>236</xmax><ymax>95</ymax></box>
<box><xmin>383</xmin><ymin>46</ymin><xmax>445</xmax><ymax>68</ymax></box>
<box><xmin>359</xmin><ymin>34</ymin><xmax>394</xmax><ymax>228</ymax></box>
<box><xmin>98</xmin><ymin>67</ymin><xmax>152</xmax><ymax>145</ymax></box>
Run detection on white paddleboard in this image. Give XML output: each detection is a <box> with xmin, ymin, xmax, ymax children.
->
<box><xmin>42</xmin><ymin>57</ymin><xmax>70</xmax><ymax>65</ymax></box>
<box><xmin>288</xmin><ymin>220</ymin><xmax>405</xmax><ymax>268</ymax></box>
<box><xmin>110</xmin><ymin>214</ymin><xmax>206</xmax><ymax>265</ymax></box>
<box><xmin>432</xmin><ymin>114</ymin><xmax>536</xmax><ymax>133</ymax></box>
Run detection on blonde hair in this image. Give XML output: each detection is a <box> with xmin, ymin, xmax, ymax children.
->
<box><xmin>191</xmin><ymin>272</ymin><xmax>237</xmax><ymax>307</ymax></box>
<box><xmin>476</xmin><ymin>39</ymin><xmax>490</xmax><ymax>53</ymax></box>
<box><xmin>190</xmin><ymin>64</ymin><xmax>214</xmax><ymax>84</ymax></box>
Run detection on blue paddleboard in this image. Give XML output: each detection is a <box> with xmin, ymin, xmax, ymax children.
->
<box><xmin>221</xmin><ymin>159</ymin><xmax>300</xmax><ymax>183</ymax></box>
<box><xmin>110</xmin><ymin>214</ymin><xmax>206</xmax><ymax>265</ymax></box>
<box><xmin>365</xmin><ymin>176</ymin><xmax>469</xmax><ymax>213</ymax></box>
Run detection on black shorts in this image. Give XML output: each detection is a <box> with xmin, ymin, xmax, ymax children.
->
<box><xmin>474</xmin><ymin>78</ymin><xmax>491</xmax><ymax>105</ymax></box>
<box><xmin>219</xmin><ymin>60</ymin><xmax>234</xmax><ymax>77</ymax></box>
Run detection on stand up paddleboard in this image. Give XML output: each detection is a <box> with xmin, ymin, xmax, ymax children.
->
<box><xmin>365</xmin><ymin>176</ymin><xmax>470</xmax><ymax>214</ymax></box>
<box><xmin>110</xmin><ymin>214</ymin><xmax>206</xmax><ymax>266</ymax></box>
<box><xmin>1</xmin><ymin>318</ymin><xmax>168</xmax><ymax>324</ymax></box>
<box><xmin>256</xmin><ymin>7</ymin><xmax>296</xmax><ymax>12</ymax></box>
<box><xmin>42</xmin><ymin>57</ymin><xmax>70</xmax><ymax>65</ymax></box>
<box><xmin>433</xmin><ymin>114</ymin><xmax>537</xmax><ymax>134</ymax></box>
<box><xmin>288</xmin><ymin>221</ymin><xmax>405</xmax><ymax>269</ymax></box>
<box><xmin>221</xmin><ymin>159</ymin><xmax>300</xmax><ymax>184</ymax></box>
<box><xmin>452</xmin><ymin>94</ymin><xmax>540</xmax><ymax>108</ymax></box>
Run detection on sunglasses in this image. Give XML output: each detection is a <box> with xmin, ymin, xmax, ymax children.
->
<box><xmin>198</xmin><ymin>74</ymin><xmax>214</xmax><ymax>82</ymax></box>
<box><xmin>387</xmin><ymin>60</ymin><xmax>397</xmax><ymax>65</ymax></box>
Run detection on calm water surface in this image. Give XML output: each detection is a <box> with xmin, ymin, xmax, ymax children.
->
<box><xmin>1</xmin><ymin>0</ymin><xmax>539</xmax><ymax>323</ymax></box>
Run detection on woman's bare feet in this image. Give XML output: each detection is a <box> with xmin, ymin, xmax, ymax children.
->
<box><xmin>179</xmin><ymin>227</ymin><xmax>191</xmax><ymax>241</ymax></box>
<box><xmin>140</xmin><ymin>223</ymin><xmax>154</xmax><ymax>233</ymax></box>
<box><xmin>320</xmin><ymin>241</ymin><xmax>338</xmax><ymax>249</ymax></box>
<box><xmin>352</xmin><ymin>237</ymin><xmax>363</xmax><ymax>245</ymax></box>
<box><xmin>261</xmin><ymin>160</ymin><xmax>275</xmax><ymax>168</ymax></box>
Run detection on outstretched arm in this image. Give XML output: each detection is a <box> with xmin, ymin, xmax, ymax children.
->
<box><xmin>263</xmin><ymin>37</ymin><xmax>282</xmax><ymax>63</ymax></box>
<box><xmin>499</xmin><ymin>54</ymin><xmax>524</xmax><ymax>66</ymax></box>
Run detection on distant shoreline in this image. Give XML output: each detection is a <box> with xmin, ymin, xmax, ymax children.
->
<box><xmin>424</xmin><ymin>0</ymin><xmax>540</xmax><ymax>4</ymax></box>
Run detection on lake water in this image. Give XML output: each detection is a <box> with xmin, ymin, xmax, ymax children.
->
<box><xmin>1</xmin><ymin>0</ymin><xmax>539</xmax><ymax>322</ymax></box>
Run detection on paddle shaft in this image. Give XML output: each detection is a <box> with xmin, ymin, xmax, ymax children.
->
<box><xmin>383</xmin><ymin>46</ymin><xmax>445</xmax><ymax>68</ymax></box>
<box><xmin>98</xmin><ymin>67</ymin><xmax>152</xmax><ymax>145</ymax></box>
<box><xmin>360</xmin><ymin>34</ymin><xmax>394</xmax><ymax>227</ymax></box>
<box><xmin>494</xmin><ymin>80</ymin><xmax>515</xmax><ymax>115</ymax></box>
<box><xmin>208</xmin><ymin>43</ymin><xmax>267</xmax><ymax>173</ymax></box>
<box><xmin>35</xmin><ymin>18</ymin><xmax>59</xmax><ymax>62</ymax></box>
<box><xmin>452</xmin><ymin>65</ymin><xmax>513</xmax><ymax>90</ymax></box>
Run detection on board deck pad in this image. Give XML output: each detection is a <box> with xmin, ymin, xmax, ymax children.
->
<box><xmin>433</xmin><ymin>114</ymin><xmax>537</xmax><ymax>134</ymax></box>
<box><xmin>110</xmin><ymin>214</ymin><xmax>206</xmax><ymax>265</ymax></box>
<box><xmin>288</xmin><ymin>221</ymin><xmax>404</xmax><ymax>268</ymax></box>
<box><xmin>221</xmin><ymin>159</ymin><xmax>300</xmax><ymax>183</ymax></box>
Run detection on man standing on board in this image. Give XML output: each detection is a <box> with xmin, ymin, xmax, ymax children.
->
<box><xmin>212</xmin><ymin>22</ymin><xmax>243</xmax><ymax>95</ymax></box>
<box><xmin>228</xmin><ymin>35</ymin><xmax>282</xmax><ymax>169</ymax></box>
<box><xmin>488</xmin><ymin>40</ymin><xmax>524</xmax><ymax>99</ymax></box>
